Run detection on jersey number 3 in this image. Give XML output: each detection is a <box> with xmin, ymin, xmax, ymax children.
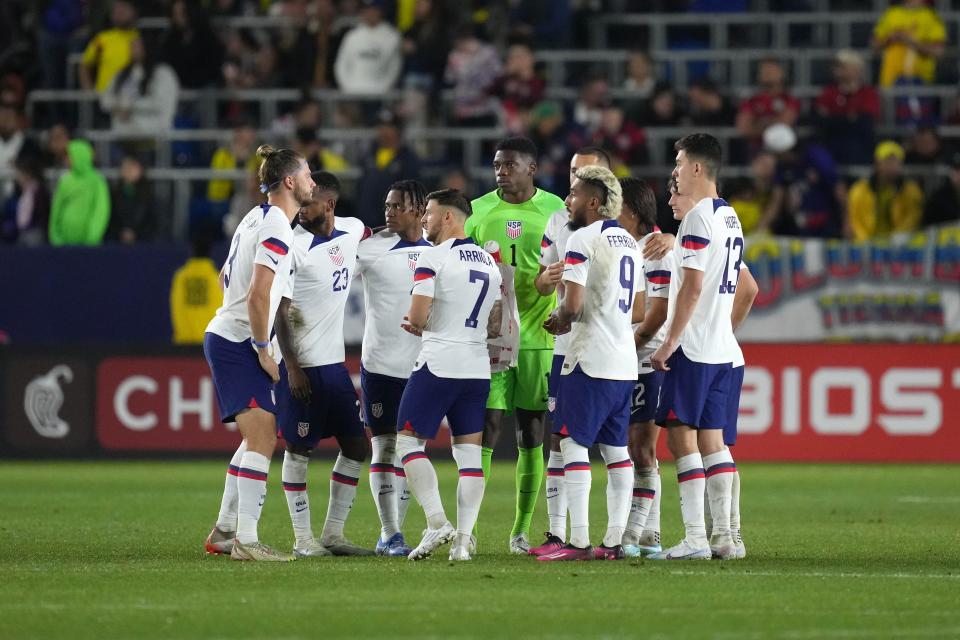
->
<box><xmin>465</xmin><ymin>270</ymin><xmax>490</xmax><ymax>328</ymax></box>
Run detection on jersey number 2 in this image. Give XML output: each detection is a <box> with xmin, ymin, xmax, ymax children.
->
<box><xmin>465</xmin><ymin>270</ymin><xmax>490</xmax><ymax>328</ymax></box>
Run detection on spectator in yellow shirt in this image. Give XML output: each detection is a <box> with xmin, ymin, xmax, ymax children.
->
<box><xmin>80</xmin><ymin>1</ymin><xmax>140</xmax><ymax>92</ymax></box>
<box><xmin>170</xmin><ymin>235</ymin><xmax>223</xmax><ymax>345</ymax></box>
<box><xmin>872</xmin><ymin>0</ymin><xmax>946</xmax><ymax>87</ymax></box>
<box><xmin>207</xmin><ymin>123</ymin><xmax>259</xmax><ymax>205</ymax></box>
<box><xmin>847</xmin><ymin>141</ymin><xmax>924</xmax><ymax>241</ymax></box>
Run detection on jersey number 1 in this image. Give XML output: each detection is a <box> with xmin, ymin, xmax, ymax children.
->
<box><xmin>465</xmin><ymin>270</ymin><xmax>490</xmax><ymax>328</ymax></box>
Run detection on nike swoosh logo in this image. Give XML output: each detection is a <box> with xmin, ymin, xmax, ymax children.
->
<box><xmin>519</xmin><ymin>490</ymin><xmax>535</xmax><ymax>495</ymax></box>
<box><xmin>682</xmin><ymin>254</ymin><xmax>695</xmax><ymax>261</ymax></box>
<box><xmin>378</xmin><ymin>490</ymin><xmax>393</xmax><ymax>496</ymax></box>
<box><xmin>267</xmin><ymin>255</ymin><xmax>279</xmax><ymax>265</ymax></box>
<box><xmin>546</xmin><ymin>495</ymin><xmax>557</xmax><ymax>499</ymax></box>
<box><xmin>295</xmin><ymin>507</ymin><xmax>308</xmax><ymax>513</ymax></box>
<box><xmin>653</xmin><ymin>286</ymin><xmax>668</xmax><ymax>291</ymax></box>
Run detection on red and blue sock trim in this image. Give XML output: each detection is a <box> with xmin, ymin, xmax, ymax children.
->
<box><xmin>607</xmin><ymin>459</ymin><xmax>633</xmax><ymax>470</ymax></box>
<box><xmin>677</xmin><ymin>468</ymin><xmax>706</xmax><ymax>482</ymax></box>
<box><xmin>236</xmin><ymin>467</ymin><xmax>268</xmax><ymax>481</ymax></box>
<box><xmin>633</xmin><ymin>488</ymin><xmax>656</xmax><ymax>499</ymax></box>
<box><xmin>369</xmin><ymin>463</ymin><xmax>394</xmax><ymax>474</ymax></box>
<box><xmin>282</xmin><ymin>481</ymin><xmax>306</xmax><ymax>492</ymax></box>
<box><xmin>401</xmin><ymin>451</ymin><xmax>428</xmax><ymax>465</ymax></box>
<box><xmin>331</xmin><ymin>472</ymin><xmax>359</xmax><ymax>486</ymax></box>
<box><xmin>227</xmin><ymin>464</ymin><xmax>240</xmax><ymax>476</ymax></box>
<box><xmin>546</xmin><ymin>467</ymin><xmax>564</xmax><ymax>477</ymax></box>
<box><xmin>564</xmin><ymin>461</ymin><xmax>591</xmax><ymax>472</ymax></box>
<box><xmin>706</xmin><ymin>462</ymin><xmax>737</xmax><ymax>477</ymax></box>
<box><xmin>458</xmin><ymin>467</ymin><xmax>484</xmax><ymax>478</ymax></box>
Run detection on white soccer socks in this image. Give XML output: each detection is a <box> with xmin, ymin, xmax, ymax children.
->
<box><xmin>560</xmin><ymin>438</ymin><xmax>592</xmax><ymax>549</ymax></box>
<box><xmin>320</xmin><ymin>454</ymin><xmax>362</xmax><ymax>541</ymax></box>
<box><xmin>370</xmin><ymin>434</ymin><xmax>400</xmax><ymax>541</ymax></box>
<box><xmin>545</xmin><ymin>449</ymin><xmax>567</xmax><ymax>541</ymax></box>
<box><xmin>731</xmin><ymin>466</ymin><xmax>742</xmax><ymax>540</ymax></box>
<box><xmin>216</xmin><ymin>440</ymin><xmax>247</xmax><ymax>532</ymax></box>
<box><xmin>644</xmin><ymin>465</ymin><xmax>662</xmax><ymax>541</ymax></box>
<box><xmin>675</xmin><ymin>453</ymin><xmax>708</xmax><ymax>545</ymax></box>
<box><xmin>235</xmin><ymin>451</ymin><xmax>270</xmax><ymax>545</ymax></box>
<box><xmin>451</xmin><ymin>443</ymin><xmax>485</xmax><ymax>543</ymax></box>
<box><xmin>624</xmin><ymin>464</ymin><xmax>658</xmax><ymax>545</ymax></box>
<box><xmin>704</xmin><ymin>449</ymin><xmax>736</xmax><ymax>538</ymax></box>
<box><xmin>600</xmin><ymin>444</ymin><xmax>633</xmax><ymax>548</ymax></box>
<box><xmin>396</xmin><ymin>434</ymin><xmax>447</xmax><ymax>530</ymax></box>
<box><xmin>394</xmin><ymin>454</ymin><xmax>411</xmax><ymax>528</ymax></box>
<box><xmin>282</xmin><ymin>450</ymin><xmax>313</xmax><ymax>544</ymax></box>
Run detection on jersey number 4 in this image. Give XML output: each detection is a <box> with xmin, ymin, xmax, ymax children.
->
<box><xmin>465</xmin><ymin>270</ymin><xmax>490</xmax><ymax>328</ymax></box>
<box><xmin>718</xmin><ymin>237</ymin><xmax>744</xmax><ymax>294</ymax></box>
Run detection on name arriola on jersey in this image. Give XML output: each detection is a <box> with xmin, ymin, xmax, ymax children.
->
<box><xmin>459</xmin><ymin>249</ymin><xmax>493</xmax><ymax>266</ymax></box>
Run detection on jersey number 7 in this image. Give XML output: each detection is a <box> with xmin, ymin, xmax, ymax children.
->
<box><xmin>465</xmin><ymin>270</ymin><xmax>490</xmax><ymax>328</ymax></box>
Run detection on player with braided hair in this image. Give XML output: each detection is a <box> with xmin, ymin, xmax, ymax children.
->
<box><xmin>356</xmin><ymin>179</ymin><xmax>431</xmax><ymax>556</ymax></box>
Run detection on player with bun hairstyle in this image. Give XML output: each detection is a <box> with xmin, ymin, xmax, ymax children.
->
<box><xmin>203</xmin><ymin>144</ymin><xmax>315</xmax><ymax>561</ymax></box>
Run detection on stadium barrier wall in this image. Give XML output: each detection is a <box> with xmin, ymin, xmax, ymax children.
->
<box><xmin>2</xmin><ymin>344</ymin><xmax>957</xmax><ymax>462</ymax></box>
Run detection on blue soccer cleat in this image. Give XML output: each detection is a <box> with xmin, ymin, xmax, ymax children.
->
<box><xmin>376</xmin><ymin>532</ymin><xmax>413</xmax><ymax>557</ymax></box>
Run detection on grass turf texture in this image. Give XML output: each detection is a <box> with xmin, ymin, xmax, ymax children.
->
<box><xmin>2</xmin><ymin>460</ymin><xmax>959</xmax><ymax>639</ymax></box>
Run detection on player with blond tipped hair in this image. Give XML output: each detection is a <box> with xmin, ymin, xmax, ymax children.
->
<box><xmin>538</xmin><ymin>165</ymin><xmax>643</xmax><ymax>561</ymax></box>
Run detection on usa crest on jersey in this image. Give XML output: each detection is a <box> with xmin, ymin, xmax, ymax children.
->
<box><xmin>506</xmin><ymin>220</ymin><xmax>522</xmax><ymax>239</ymax></box>
<box><xmin>407</xmin><ymin>252</ymin><xmax>420</xmax><ymax>271</ymax></box>
<box><xmin>327</xmin><ymin>245</ymin><xmax>344</xmax><ymax>266</ymax></box>
<box><xmin>297</xmin><ymin>421</ymin><xmax>310</xmax><ymax>437</ymax></box>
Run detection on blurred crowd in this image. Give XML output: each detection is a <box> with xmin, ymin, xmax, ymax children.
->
<box><xmin>0</xmin><ymin>0</ymin><xmax>957</xmax><ymax>248</ymax></box>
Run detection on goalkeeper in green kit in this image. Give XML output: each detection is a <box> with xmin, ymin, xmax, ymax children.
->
<box><xmin>466</xmin><ymin>137</ymin><xmax>565</xmax><ymax>553</ymax></box>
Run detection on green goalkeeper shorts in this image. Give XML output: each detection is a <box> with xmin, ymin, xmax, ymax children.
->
<box><xmin>487</xmin><ymin>349</ymin><xmax>553</xmax><ymax>412</ymax></box>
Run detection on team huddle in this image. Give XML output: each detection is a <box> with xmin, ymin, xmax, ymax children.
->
<box><xmin>201</xmin><ymin>132</ymin><xmax>758</xmax><ymax>563</ymax></box>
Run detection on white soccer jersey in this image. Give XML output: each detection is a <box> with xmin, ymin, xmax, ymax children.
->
<box><xmin>207</xmin><ymin>203</ymin><xmax>294</xmax><ymax>343</ymax></box>
<box><xmin>539</xmin><ymin>209</ymin><xmax>574</xmax><ymax>356</ymax></box>
<box><xmin>637</xmin><ymin>231</ymin><xmax>675</xmax><ymax>373</ymax></box>
<box><xmin>561</xmin><ymin>219</ymin><xmax>642</xmax><ymax>381</ymax></box>
<box><xmin>411</xmin><ymin>237</ymin><xmax>503</xmax><ymax>379</ymax></box>
<box><xmin>284</xmin><ymin>217</ymin><xmax>369</xmax><ymax>367</ymax></box>
<box><xmin>666</xmin><ymin>197</ymin><xmax>745</xmax><ymax>364</ymax></box>
<box><xmin>356</xmin><ymin>229</ymin><xmax>431</xmax><ymax>378</ymax></box>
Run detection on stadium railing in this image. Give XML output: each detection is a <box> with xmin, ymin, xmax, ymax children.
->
<box><xmin>587</xmin><ymin>10</ymin><xmax>960</xmax><ymax>51</ymax></box>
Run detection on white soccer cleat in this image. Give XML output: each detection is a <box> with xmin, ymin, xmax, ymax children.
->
<box><xmin>204</xmin><ymin>526</ymin><xmax>235</xmax><ymax>555</ymax></box>
<box><xmin>448</xmin><ymin>545</ymin><xmax>472</xmax><ymax>561</ymax></box>
<box><xmin>647</xmin><ymin>538</ymin><xmax>711</xmax><ymax>561</ymax></box>
<box><xmin>509</xmin><ymin>533</ymin><xmax>530</xmax><ymax>554</ymax></box>
<box><xmin>710</xmin><ymin>533</ymin><xmax>737</xmax><ymax>560</ymax></box>
<box><xmin>733</xmin><ymin>530</ymin><xmax>747</xmax><ymax>559</ymax></box>
<box><xmin>293</xmin><ymin>538</ymin><xmax>333</xmax><ymax>558</ymax></box>
<box><xmin>320</xmin><ymin>535</ymin><xmax>376</xmax><ymax>556</ymax></box>
<box><xmin>408</xmin><ymin>522</ymin><xmax>456</xmax><ymax>561</ymax></box>
<box><xmin>230</xmin><ymin>540</ymin><xmax>296</xmax><ymax>562</ymax></box>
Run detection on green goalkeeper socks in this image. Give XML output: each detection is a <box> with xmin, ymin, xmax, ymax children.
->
<box><xmin>511</xmin><ymin>445</ymin><xmax>544</xmax><ymax>538</ymax></box>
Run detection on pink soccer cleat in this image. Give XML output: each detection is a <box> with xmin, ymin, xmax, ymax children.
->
<box><xmin>528</xmin><ymin>533</ymin><xmax>565</xmax><ymax>557</ymax></box>
<box><xmin>536</xmin><ymin>544</ymin><xmax>594</xmax><ymax>562</ymax></box>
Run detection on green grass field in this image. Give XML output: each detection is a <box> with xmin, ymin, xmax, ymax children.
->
<box><xmin>2</xmin><ymin>459</ymin><xmax>959</xmax><ymax>639</ymax></box>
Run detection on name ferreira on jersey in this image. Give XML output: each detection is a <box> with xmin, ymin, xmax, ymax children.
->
<box><xmin>607</xmin><ymin>235</ymin><xmax>638</xmax><ymax>249</ymax></box>
<box><xmin>459</xmin><ymin>249</ymin><xmax>494</xmax><ymax>266</ymax></box>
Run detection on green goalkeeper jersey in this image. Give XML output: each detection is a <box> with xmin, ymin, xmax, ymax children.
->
<box><xmin>467</xmin><ymin>188</ymin><xmax>565</xmax><ymax>350</ymax></box>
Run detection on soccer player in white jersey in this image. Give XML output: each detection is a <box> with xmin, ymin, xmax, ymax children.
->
<box><xmin>356</xmin><ymin>180</ymin><xmax>430</xmax><ymax>557</ymax></box>
<box><xmin>272</xmin><ymin>171</ymin><xmax>374</xmax><ymax>558</ymax></box>
<box><xmin>538</xmin><ymin>166</ymin><xmax>644</xmax><ymax>562</ymax></box>
<box><xmin>529</xmin><ymin>147</ymin><xmax>612</xmax><ymax>557</ymax></box>
<box><xmin>394</xmin><ymin>189</ymin><xmax>503</xmax><ymax>561</ymax></box>
<box><xmin>203</xmin><ymin>145</ymin><xmax>315</xmax><ymax>562</ymax></box>
<box><xmin>614</xmin><ymin>177</ymin><xmax>675</xmax><ymax>559</ymax></box>
<box><xmin>649</xmin><ymin>133</ymin><xmax>746</xmax><ymax>561</ymax></box>
<box><xmin>664</xmin><ymin>179</ymin><xmax>759</xmax><ymax>560</ymax></box>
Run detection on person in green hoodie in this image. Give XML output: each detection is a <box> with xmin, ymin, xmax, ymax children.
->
<box><xmin>49</xmin><ymin>140</ymin><xmax>111</xmax><ymax>246</ymax></box>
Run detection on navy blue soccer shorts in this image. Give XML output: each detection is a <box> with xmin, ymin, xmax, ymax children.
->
<box><xmin>553</xmin><ymin>365</ymin><xmax>633</xmax><ymax>448</ymax></box>
<box><xmin>395</xmin><ymin>364</ymin><xmax>489</xmax><ymax>440</ymax></box>
<box><xmin>654</xmin><ymin>346</ymin><xmax>732</xmax><ymax>430</ymax></box>
<box><xmin>276</xmin><ymin>362</ymin><xmax>364</xmax><ymax>449</ymax></box>
<box><xmin>204</xmin><ymin>332</ymin><xmax>277</xmax><ymax>423</ymax></box>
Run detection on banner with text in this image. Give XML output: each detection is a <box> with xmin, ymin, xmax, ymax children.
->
<box><xmin>2</xmin><ymin>345</ymin><xmax>957</xmax><ymax>461</ymax></box>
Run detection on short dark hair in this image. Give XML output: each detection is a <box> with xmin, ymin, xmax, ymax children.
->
<box><xmin>620</xmin><ymin>177</ymin><xmax>657</xmax><ymax>235</ymax></box>
<box><xmin>574</xmin><ymin>146</ymin><xmax>612</xmax><ymax>168</ymax></box>
<box><xmin>495</xmin><ymin>136</ymin><xmax>538</xmax><ymax>161</ymax></box>
<box><xmin>388</xmin><ymin>179</ymin><xmax>428</xmax><ymax>214</ymax></box>
<box><xmin>674</xmin><ymin>133</ymin><xmax>722</xmax><ymax>180</ymax></box>
<box><xmin>426</xmin><ymin>188</ymin><xmax>472</xmax><ymax>218</ymax></box>
<box><xmin>311</xmin><ymin>170</ymin><xmax>340</xmax><ymax>195</ymax></box>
